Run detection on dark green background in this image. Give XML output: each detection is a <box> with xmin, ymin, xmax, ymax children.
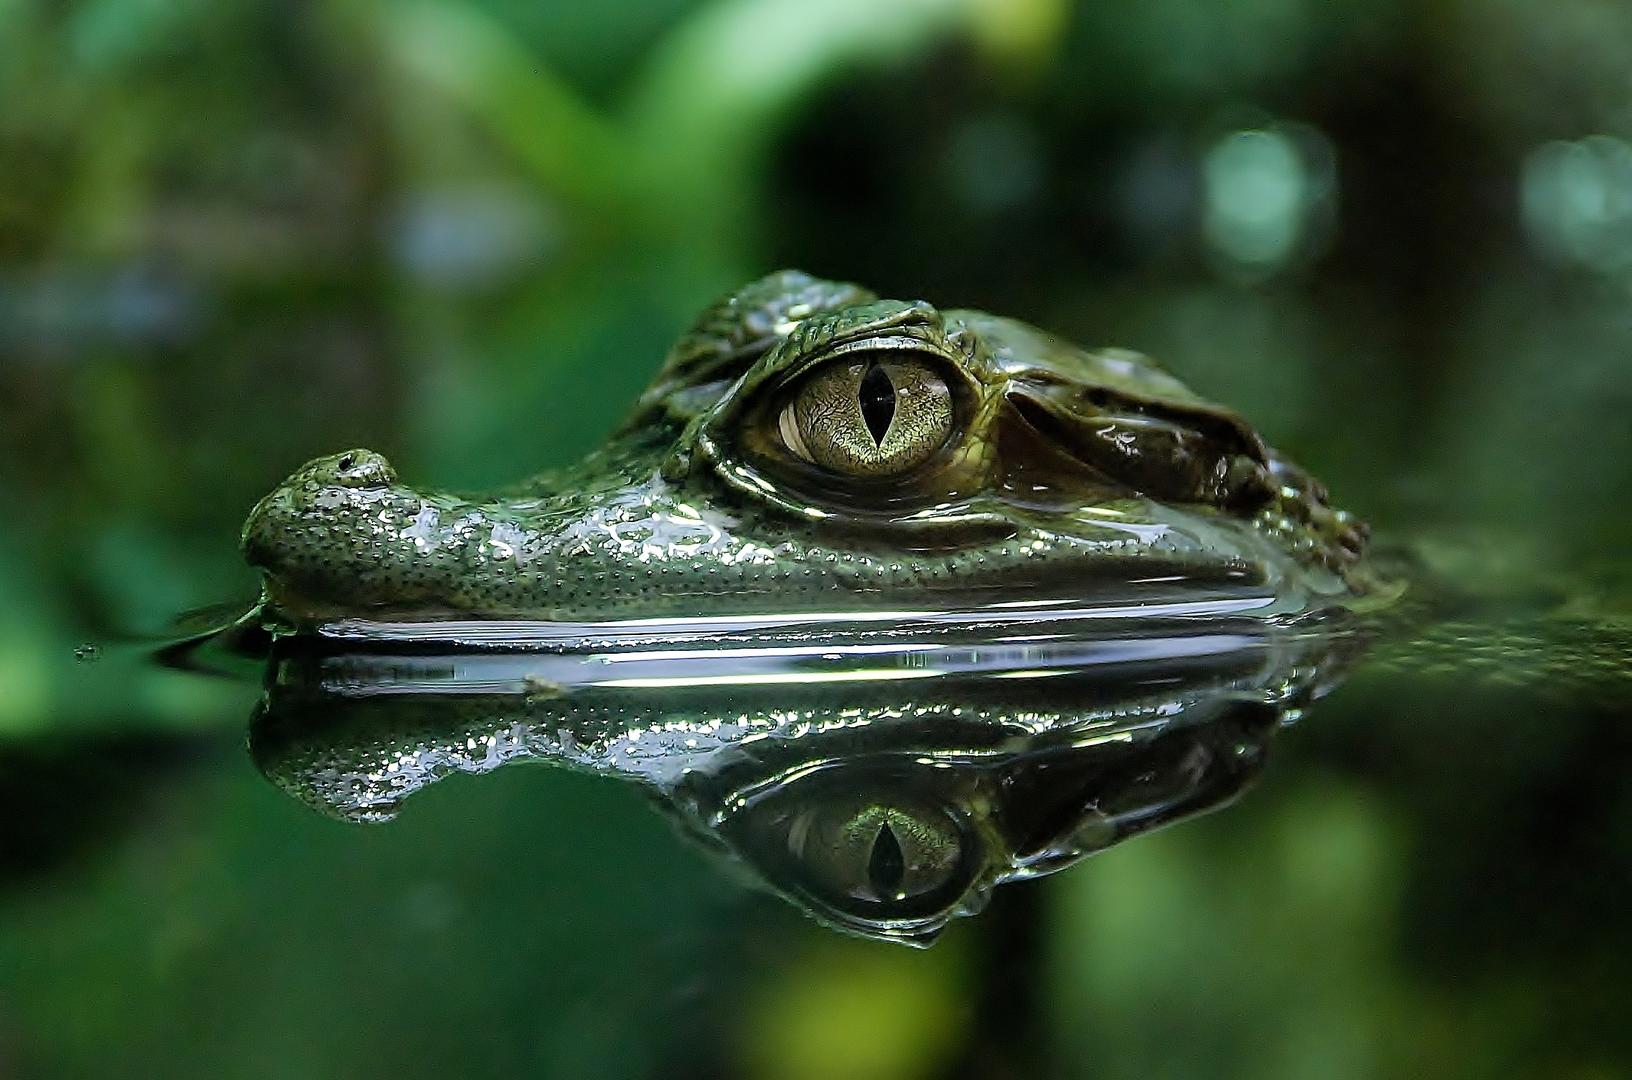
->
<box><xmin>3</xmin><ymin>1</ymin><xmax>1631</xmax><ymax>1076</ymax></box>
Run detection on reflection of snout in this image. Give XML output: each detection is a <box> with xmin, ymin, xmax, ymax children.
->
<box><xmin>241</xmin><ymin>448</ymin><xmax>398</xmax><ymax>573</ymax></box>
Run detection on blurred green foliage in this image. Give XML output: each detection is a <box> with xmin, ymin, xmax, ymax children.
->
<box><xmin>3</xmin><ymin>0</ymin><xmax>1632</xmax><ymax>1076</ymax></box>
<box><xmin>4</xmin><ymin>0</ymin><xmax>1631</xmax><ymax>707</ymax></box>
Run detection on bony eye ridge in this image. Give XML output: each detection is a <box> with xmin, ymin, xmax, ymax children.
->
<box><xmin>777</xmin><ymin>354</ymin><xmax>954</xmax><ymax>478</ymax></box>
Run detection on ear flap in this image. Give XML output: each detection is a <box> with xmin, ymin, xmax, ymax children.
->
<box><xmin>632</xmin><ymin>270</ymin><xmax>876</xmax><ymax>424</ymax></box>
<box><xmin>1005</xmin><ymin>373</ymin><xmax>1274</xmax><ymax>512</ymax></box>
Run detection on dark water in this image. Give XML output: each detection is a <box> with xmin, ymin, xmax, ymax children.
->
<box><xmin>6</xmin><ymin>4</ymin><xmax>1632</xmax><ymax>1076</ymax></box>
<box><xmin>4</xmin><ymin>597</ymin><xmax>1628</xmax><ymax>1080</ymax></box>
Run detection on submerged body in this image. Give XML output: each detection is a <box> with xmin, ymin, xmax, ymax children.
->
<box><xmin>242</xmin><ymin>271</ymin><xmax>1373</xmax><ymax>628</ymax></box>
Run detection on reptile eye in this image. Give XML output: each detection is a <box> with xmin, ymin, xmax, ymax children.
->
<box><xmin>777</xmin><ymin>355</ymin><xmax>954</xmax><ymax>477</ymax></box>
<box><xmin>788</xmin><ymin>800</ymin><xmax>965</xmax><ymax>906</ymax></box>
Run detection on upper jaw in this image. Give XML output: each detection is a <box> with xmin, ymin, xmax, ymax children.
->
<box><xmin>242</xmin><ymin>449</ymin><xmax>494</xmax><ymax>620</ymax></box>
<box><xmin>241</xmin><ymin>443</ymin><xmax>1355</xmax><ymax>631</ymax></box>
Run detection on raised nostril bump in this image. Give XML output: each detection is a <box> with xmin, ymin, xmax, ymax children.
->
<box><xmin>328</xmin><ymin>448</ymin><xmax>395</xmax><ymax>488</ymax></box>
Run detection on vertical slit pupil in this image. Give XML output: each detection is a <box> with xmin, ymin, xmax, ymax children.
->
<box><xmin>858</xmin><ymin>362</ymin><xmax>897</xmax><ymax>446</ymax></box>
<box><xmin>868</xmin><ymin>822</ymin><xmax>906</xmax><ymax>899</ymax></box>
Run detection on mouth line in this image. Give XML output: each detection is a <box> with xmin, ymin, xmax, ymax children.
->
<box><xmin>250</xmin><ymin>535</ymin><xmax>1301</xmax><ymax>638</ymax></box>
<box><xmin>256</xmin><ymin>583</ymin><xmax>1303</xmax><ymax>650</ymax></box>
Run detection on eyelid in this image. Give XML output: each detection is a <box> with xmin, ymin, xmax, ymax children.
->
<box><xmin>773</xmin><ymin>335</ymin><xmax>950</xmax><ymax>389</ymax></box>
<box><xmin>778</xmin><ymin>403</ymin><xmax>813</xmax><ymax>462</ymax></box>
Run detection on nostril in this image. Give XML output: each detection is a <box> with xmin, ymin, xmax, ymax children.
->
<box><xmin>329</xmin><ymin>448</ymin><xmax>395</xmax><ymax>488</ymax></box>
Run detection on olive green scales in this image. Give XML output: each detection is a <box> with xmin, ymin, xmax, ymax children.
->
<box><xmin>243</xmin><ymin>271</ymin><xmax>1373</xmax><ymax>627</ymax></box>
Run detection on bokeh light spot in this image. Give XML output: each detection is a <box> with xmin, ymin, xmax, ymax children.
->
<box><xmin>1202</xmin><ymin>125</ymin><xmax>1334</xmax><ymax>276</ymax></box>
<box><xmin>1521</xmin><ymin>135</ymin><xmax>1632</xmax><ymax>272</ymax></box>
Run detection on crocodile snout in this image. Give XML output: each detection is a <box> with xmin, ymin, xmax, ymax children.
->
<box><xmin>241</xmin><ymin>448</ymin><xmax>400</xmax><ymax>577</ymax></box>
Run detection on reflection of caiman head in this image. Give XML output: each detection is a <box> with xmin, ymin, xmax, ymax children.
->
<box><xmin>250</xmin><ymin>615</ymin><xmax>1361</xmax><ymax>944</ymax></box>
<box><xmin>671</xmin><ymin>702</ymin><xmax>1277</xmax><ymax>944</ymax></box>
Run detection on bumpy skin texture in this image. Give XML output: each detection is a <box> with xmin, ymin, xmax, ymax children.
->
<box><xmin>242</xmin><ymin>271</ymin><xmax>1371</xmax><ymax>625</ymax></box>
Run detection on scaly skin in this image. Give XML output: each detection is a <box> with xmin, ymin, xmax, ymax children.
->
<box><xmin>242</xmin><ymin>271</ymin><xmax>1374</xmax><ymax>628</ymax></box>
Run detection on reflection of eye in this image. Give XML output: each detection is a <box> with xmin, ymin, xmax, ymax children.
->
<box><xmin>788</xmin><ymin>801</ymin><xmax>964</xmax><ymax>904</ymax></box>
<box><xmin>777</xmin><ymin>354</ymin><xmax>954</xmax><ymax>477</ymax></box>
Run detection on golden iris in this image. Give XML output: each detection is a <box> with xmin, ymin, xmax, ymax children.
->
<box><xmin>777</xmin><ymin>355</ymin><xmax>954</xmax><ymax>477</ymax></box>
<box><xmin>788</xmin><ymin>800</ymin><xmax>964</xmax><ymax>904</ymax></box>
